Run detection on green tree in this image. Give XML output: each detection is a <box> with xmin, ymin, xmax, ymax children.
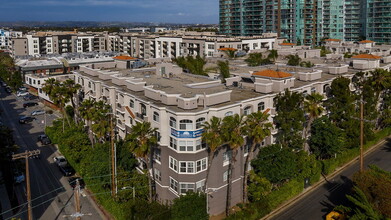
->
<box><xmin>242</xmin><ymin>111</ymin><xmax>272</xmax><ymax>203</ymax></box>
<box><xmin>124</xmin><ymin>121</ymin><xmax>157</xmax><ymax>202</ymax></box>
<box><xmin>320</xmin><ymin>46</ymin><xmax>331</xmax><ymax>57</ymax></box>
<box><xmin>78</xmin><ymin>99</ymin><xmax>96</xmax><ymax>147</ymax></box>
<box><xmin>275</xmin><ymin>89</ymin><xmax>305</xmax><ymax>150</ymax></box>
<box><xmin>251</xmin><ymin>144</ymin><xmax>298</xmax><ymax>184</ymax></box>
<box><xmin>325</xmin><ymin>77</ymin><xmax>358</xmax><ymax>148</ymax></box>
<box><xmin>171</xmin><ymin>192</ymin><xmax>208</xmax><ymax>220</ymax></box>
<box><xmin>267</xmin><ymin>50</ymin><xmax>279</xmax><ymax>63</ymax></box>
<box><xmin>222</xmin><ymin>49</ymin><xmax>237</xmax><ymax>59</ymax></box>
<box><xmin>286</xmin><ymin>55</ymin><xmax>301</xmax><ymax>66</ymax></box>
<box><xmin>247</xmin><ymin>171</ymin><xmax>272</xmax><ymax>202</ymax></box>
<box><xmin>221</xmin><ymin>114</ymin><xmax>245</xmax><ymax>216</ymax></box>
<box><xmin>173</xmin><ymin>55</ymin><xmax>207</xmax><ymax>76</ymax></box>
<box><xmin>91</xmin><ymin>100</ymin><xmax>111</xmax><ymax>142</ymax></box>
<box><xmin>245</xmin><ymin>53</ymin><xmax>263</xmax><ymax>66</ymax></box>
<box><xmin>309</xmin><ymin>117</ymin><xmax>345</xmax><ymax>159</ymax></box>
<box><xmin>63</xmin><ymin>79</ymin><xmax>81</xmax><ymax>118</ymax></box>
<box><xmin>303</xmin><ymin>92</ymin><xmax>324</xmax><ymax>151</ymax></box>
<box><xmin>201</xmin><ymin>117</ymin><xmax>223</xmax><ymax>192</ymax></box>
<box><xmin>217</xmin><ymin>60</ymin><xmax>230</xmax><ymax>83</ymax></box>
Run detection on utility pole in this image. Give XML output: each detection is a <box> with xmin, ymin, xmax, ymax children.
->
<box><xmin>12</xmin><ymin>150</ymin><xmax>41</xmax><ymax>220</ymax></box>
<box><xmin>63</xmin><ymin>179</ymin><xmax>92</xmax><ymax>219</ymax></box>
<box><xmin>110</xmin><ymin>114</ymin><xmax>116</xmax><ymax>197</ymax></box>
<box><xmin>360</xmin><ymin>97</ymin><xmax>364</xmax><ymax>172</ymax></box>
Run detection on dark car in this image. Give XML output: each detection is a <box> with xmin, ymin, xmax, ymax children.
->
<box><xmin>19</xmin><ymin>116</ymin><xmax>35</xmax><ymax>124</ymax></box>
<box><xmin>23</xmin><ymin>102</ymin><xmax>39</xmax><ymax>108</ymax></box>
<box><xmin>23</xmin><ymin>94</ymin><xmax>38</xmax><ymax>101</ymax></box>
<box><xmin>59</xmin><ymin>165</ymin><xmax>75</xmax><ymax>176</ymax></box>
<box><xmin>5</xmin><ymin>87</ymin><xmax>12</xmax><ymax>94</ymax></box>
<box><xmin>68</xmin><ymin>177</ymin><xmax>85</xmax><ymax>189</ymax></box>
<box><xmin>37</xmin><ymin>134</ymin><xmax>51</xmax><ymax>145</ymax></box>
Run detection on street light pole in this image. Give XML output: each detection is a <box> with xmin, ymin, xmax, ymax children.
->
<box><xmin>360</xmin><ymin>96</ymin><xmax>364</xmax><ymax>172</ymax></box>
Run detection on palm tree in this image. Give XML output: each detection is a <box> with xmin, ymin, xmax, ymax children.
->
<box><xmin>124</xmin><ymin>121</ymin><xmax>157</xmax><ymax>202</ymax></box>
<box><xmin>267</xmin><ymin>49</ymin><xmax>279</xmax><ymax>63</ymax></box>
<box><xmin>201</xmin><ymin>117</ymin><xmax>223</xmax><ymax>192</ymax></box>
<box><xmin>303</xmin><ymin>93</ymin><xmax>324</xmax><ymax>151</ymax></box>
<box><xmin>242</xmin><ymin>111</ymin><xmax>272</xmax><ymax>203</ymax></box>
<box><xmin>78</xmin><ymin>99</ymin><xmax>96</xmax><ymax>147</ymax></box>
<box><xmin>217</xmin><ymin>60</ymin><xmax>230</xmax><ymax>83</ymax></box>
<box><xmin>369</xmin><ymin>69</ymin><xmax>391</xmax><ymax>98</ymax></box>
<box><xmin>221</xmin><ymin>114</ymin><xmax>245</xmax><ymax>216</ymax></box>
<box><xmin>91</xmin><ymin>101</ymin><xmax>111</xmax><ymax>143</ymax></box>
<box><xmin>42</xmin><ymin>78</ymin><xmax>57</xmax><ymax>98</ymax></box>
<box><xmin>63</xmin><ymin>79</ymin><xmax>81</xmax><ymax>121</ymax></box>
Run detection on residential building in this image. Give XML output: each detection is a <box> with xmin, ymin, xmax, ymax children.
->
<box><xmin>0</xmin><ymin>29</ymin><xmax>22</xmax><ymax>50</ymax></box>
<box><xmin>365</xmin><ymin>0</ymin><xmax>391</xmax><ymax>44</ymax></box>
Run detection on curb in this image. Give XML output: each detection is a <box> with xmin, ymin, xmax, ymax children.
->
<box><xmin>262</xmin><ymin>135</ymin><xmax>391</xmax><ymax>220</ymax></box>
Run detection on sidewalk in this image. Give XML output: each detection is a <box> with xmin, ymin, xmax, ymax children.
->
<box><xmin>0</xmin><ymin>171</ymin><xmax>13</xmax><ymax>220</ymax></box>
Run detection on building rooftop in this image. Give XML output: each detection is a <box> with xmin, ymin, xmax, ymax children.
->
<box><xmin>351</xmin><ymin>54</ymin><xmax>382</xmax><ymax>59</ymax></box>
<box><xmin>113</xmin><ymin>56</ymin><xmax>137</xmax><ymax>61</ymax></box>
<box><xmin>252</xmin><ymin>69</ymin><xmax>293</xmax><ymax>78</ymax></box>
<box><xmin>359</xmin><ymin>40</ymin><xmax>375</xmax><ymax>44</ymax></box>
<box><xmin>325</xmin><ymin>39</ymin><xmax>341</xmax><ymax>42</ymax></box>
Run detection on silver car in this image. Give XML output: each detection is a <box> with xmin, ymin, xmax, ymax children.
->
<box><xmin>31</xmin><ymin>110</ymin><xmax>45</xmax><ymax>116</ymax></box>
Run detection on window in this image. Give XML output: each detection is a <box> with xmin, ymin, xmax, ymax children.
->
<box><xmin>170</xmin><ymin>177</ymin><xmax>178</xmax><ymax>192</ymax></box>
<box><xmin>37</xmin><ymin>80</ymin><xmax>40</xmax><ymax>85</ymax></box>
<box><xmin>153</xmin><ymin>148</ymin><xmax>161</xmax><ymax>163</ymax></box>
<box><xmin>311</xmin><ymin>87</ymin><xmax>316</xmax><ymax>93</ymax></box>
<box><xmin>196</xmin><ymin>180</ymin><xmax>205</xmax><ymax>192</ymax></box>
<box><xmin>180</xmin><ymin>183</ymin><xmax>195</xmax><ymax>194</ymax></box>
<box><xmin>179</xmin><ymin>140</ymin><xmax>194</xmax><ymax>152</ymax></box>
<box><xmin>170</xmin><ymin>137</ymin><xmax>177</xmax><ymax>150</ymax></box>
<box><xmin>258</xmin><ymin>102</ymin><xmax>265</xmax><ymax>112</ymax></box>
<box><xmin>155</xmin><ymin>131</ymin><xmax>161</xmax><ymax>142</ymax></box>
<box><xmin>88</xmin><ymin>82</ymin><xmax>91</xmax><ymax>88</ymax></box>
<box><xmin>170</xmin><ymin>117</ymin><xmax>177</xmax><ymax>128</ymax></box>
<box><xmin>179</xmin><ymin>120</ymin><xmax>193</xmax><ymax>130</ymax></box>
<box><xmin>208</xmin><ymin>44</ymin><xmax>215</xmax><ymax>50</ymax></box>
<box><xmin>153</xmin><ymin>112</ymin><xmax>160</xmax><ymax>122</ymax></box>
<box><xmin>223</xmin><ymin>151</ymin><xmax>232</xmax><ymax>166</ymax></box>
<box><xmin>129</xmin><ymin>99</ymin><xmax>134</xmax><ymax>108</ymax></box>
<box><xmin>169</xmin><ymin>157</ymin><xmax>178</xmax><ymax>171</ymax></box>
<box><xmin>196</xmin><ymin>139</ymin><xmax>206</xmax><ymax>151</ymax></box>
<box><xmin>196</xmin><ymin>118</ymin><xmax>205</xmax><ymax>129</ymax></box>
<box><xmin>154</xmin><ymin>169</ymin><xmax>161</xmax><ymax>181</ymax></box>
<box><xmin>196</xmin><ymin>158</ymin><xmax>207</xmax><ymax>172</ymax></box>
<box><xmin>244</xmin><ymin>106</ymin><xmax>252</xmax><ymax>116</ymax></box>
<box><xmin>253</xmin><ymin>43</ymin><xmax>258</xmax><ymax>48</ymax></box>
<box><xmin>180</xmin><ymin>161</ymin><xmax>194</xmax><ymax>173</ymax></box>
<box><xmin>225</xmin><ymin>111</ymin><xmax>233</xmax><ymax>117</ymax></box>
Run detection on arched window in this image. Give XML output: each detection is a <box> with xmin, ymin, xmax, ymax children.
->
<box><xmin>180</xmin><ymin>120</ymin><xmax>193</xmax><ymax>130</ymax></box>
<box><xmin>225</xmin><ymin>111</ymin><xmax>233</xmax><ymax>117</ymax></box>
<box><xmin>170</xmin><ymin>117</ymin><xmax>177</xmax><ymax>128</ymax></box>
<box><xmin>258</xmin><ymin>102</ymin><xmax>265</xmax><ymax>112</ymax></box>
<box><xmin>244</xmin><ymin>106</ymin><xmax>252</xmax><ymax>116</ymax></box>
<box><xmin>196</xmin><ymin>118</ymin><xmax>205</xmax><ymax>129</ymax></box>
<box><xmin>153</xmin><ymin>112</ymin><xmax>160</xmax><ymax>122</ymax></box>
<box><xmin>302</xmin><ymin>90</ymin><xmax>308</xmax><ymax>97</ymax></box>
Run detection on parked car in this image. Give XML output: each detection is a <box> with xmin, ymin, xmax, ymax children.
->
<box><xmin>13</xmin><ymin>171</ymin><xmax>25</xmax><ymax>184</ymax></box>
<box><xmin>68</xmin><ymin>177</ymin><xmax>85</xmax><ymax>189</ymax></box>
<box><xmin>23</xmin><ymin>102</ymin><xmax>38</xmax><ymax>108</ymax></box>
<box><xmin>59</xmin><ymin>165</ymin><xmax>75</xmax><ymax>176</ymax></box>
<box><xmin>53</xmin><ymin>156</ymin><xmax>67</xmax><ymax>166</ymax></box>
<box><xmin>18</xmin><ymin>87</ymin><xmax>27</xmax><ymax>91</ymax></box>
<box><xmin>23</xmin><ymin>94</ymin><xmax>37</xmax><ymax>101</ymax></box>
<box><xmin>17</xmin><ymin>91</ymin><xmax>29</xmax><ymax>97</ymax></box>
<box><xmin>31</xmin><ymin>110</ymin><xmax>45</xmax><ymax>116</ymax></box>
<box><xmin>19</xmin><ymin>116</ymin><xmax>35</xmax><ymax>124</ymax></box>
<box><xmin>37</xmin><ymin>134</ymin><xmax>51</xmax><ymax>145</ymax></box>
<box><xmin>5</xmin><ymin>87</ymin><xmax>12</xmax><ymax>94</ymax></box>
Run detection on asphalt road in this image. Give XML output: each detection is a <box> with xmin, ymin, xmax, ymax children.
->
<box><xmin>0</xmin><ymin>88</ymin><xmax>105</xmax><ymax>220</ymax></box>
<box><xmin>270</xmin><ymin>138</ymin><xmax>391</xmax><ymax>220</ymax></box>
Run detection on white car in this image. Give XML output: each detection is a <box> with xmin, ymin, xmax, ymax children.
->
<box><xmin>53</xmin><ymin>156</ymin><xmax>67</xmax><ymax>166</ymax></box>
<box><xmin>31</xmin><ymin>110</ymin><xmax>45</xmax><ymax>116</ymax></box>
<box><xmin>17</xmin><ymin>91</ymin><xmax>29</xmax><ymax>97</ymax></box>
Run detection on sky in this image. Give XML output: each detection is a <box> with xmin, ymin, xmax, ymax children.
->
<box><xmin>0</xmin><ymin>0</ymin><xmax>219</xmax><ymax>24</ymax></box>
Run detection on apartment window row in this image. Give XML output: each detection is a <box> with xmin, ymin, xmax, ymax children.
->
<box><xmin>169</xmin><ymin>177</ymin><xmax>205</xmax><ymax>194</ymax></box>
<box><xmin>169</xmin><ymin>137</ymin><xmax>206</xmax><ymax>152</ymax></box>
<box><xmin>169</xmin><ymin>156</ymin><xmax>207</xmax><ymax>174</ymax></box>
<box><xmin>169</xmin><ymin>117</ymin><xmax>205</xmax><ymax>130</ymax></box>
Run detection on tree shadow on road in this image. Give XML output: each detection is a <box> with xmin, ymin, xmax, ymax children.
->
<box><xmin>319</xmin><ymin>175</ymin><xmax>353</xmax><ymax>219</ymax></box>
<box><xmin>381</xmin><ymin>138</ymin><xmax>391</xmax><ymax>152</ymax></box>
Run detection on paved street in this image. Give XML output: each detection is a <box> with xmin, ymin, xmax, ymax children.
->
<box><xmin>0</xmin><ymin>88</ymin><xmax>105</xmax><ymax>220</ymax></box>
<box><xmin>270</xmin><ymin>138</ymin><xmax>391</xmax><ymax>220</ymax></box>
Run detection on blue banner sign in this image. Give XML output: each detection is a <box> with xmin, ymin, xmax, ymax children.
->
<box><xmin>171</xmin><ymin>128</ymin><xmax>204</xmax><ymax>138</ymax></box>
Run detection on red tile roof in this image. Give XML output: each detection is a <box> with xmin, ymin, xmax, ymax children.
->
<box><xmin>324</xmin><ymin>39</ymin><xmax>341</xmax><ymax>42</ymax></box>
<box><xmin>218</xmin><ymin>47</ymin><xmax>237</xmax><ymax>51</ymax></box>
<box><xmin>351</xmin><ymin>54</ymin><xmax>382</xmax><ymax>59</ymax></box>
<box><xmin>113</xmin><ymin>55</ymin><xmax>137</xmax><ymax>61</ymax></box>
<box><xmin>279</xmin><ymin>42</ymin><xmax>296</xmax><ymax>46</ymax></box>
<box><xmin>359</xmin><ymin>40</ymin><xmax>375</xmax><ymax>44</ymax></box>
<box><xmin>252</xmin><ymin>69</ymin><xmax>293</xmax><ymax>78</ymax></box>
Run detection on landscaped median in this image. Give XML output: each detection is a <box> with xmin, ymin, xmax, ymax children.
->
<box><xmin>226</xmin><ymin>128</ymin><xmax>391</xmax><ymax>220</ymax></box>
